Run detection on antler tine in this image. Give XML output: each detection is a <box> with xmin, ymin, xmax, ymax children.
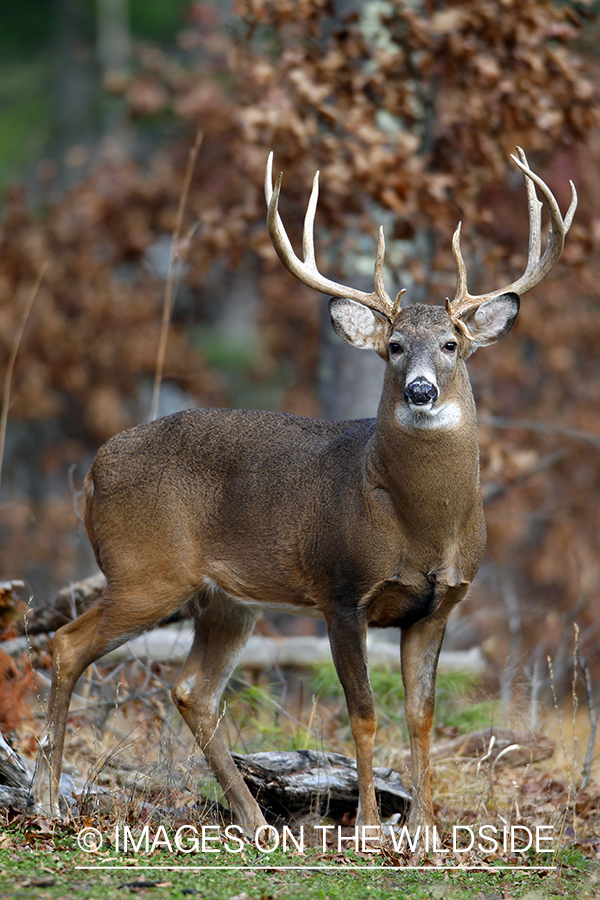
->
<box><xmin>373</xmin><ymin>227</ymin><xmax>388</xmax><ymax>302</ymax></box>
<box><xmin>448</xmin><ymin>150</ymin><xmax>578</xmax><ymax>326</ymax></box>
<box><xmin>265</xmin><ymin>153</ymin><xmax>396</xmax><ymax>321</ymax></box>
<box><xmin>510</xmin><ymin>149</ymin><xmax>578</xmax><ymax>288</ymax></box>
<box><xmin>302</xmin><ymin>169</ymin><xmax>319</xmax><ymax>268</ymax></box>
<box><xmin>451</xmin><ymin>222</ymin><xmax>468</xmax><ymax>297</ymax></box>
<box><xmin>516</xmin><ymin>147</ymin><xmax>543</xmax><ymax>278</ymax></box>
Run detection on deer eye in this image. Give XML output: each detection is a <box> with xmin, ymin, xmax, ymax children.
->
<box><xmin>443</xmin><ymin>341</ymin><xmax>457</xmax><ymax>353</ymax></box>
<box><xmin>389</xmin><ymin>342</ymin><xmax>403</xmax><ymax>355</ymax></box>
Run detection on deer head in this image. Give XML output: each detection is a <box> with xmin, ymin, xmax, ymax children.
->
<box><xmin>265</xmin><ymin>149</ymin><xmax>577</xmax><ymax>423</ymax></box>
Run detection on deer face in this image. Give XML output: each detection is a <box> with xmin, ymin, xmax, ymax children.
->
<box><xmin>388</xmin><ymin>306</ymin><xmax>464</xmax><ymax>414</ymax></box>
<box><xmin>329</xmin><ymin>294</ymin><xmax>519</xmax><ymax>424</ymax></box>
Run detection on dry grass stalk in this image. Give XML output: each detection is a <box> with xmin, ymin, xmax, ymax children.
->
<box><xmin>149</xmin><ymin>130</ymin><xmax>203</xmax><ymax>422</ymax></box>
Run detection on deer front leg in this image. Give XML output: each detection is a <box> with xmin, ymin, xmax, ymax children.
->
<box><xmin>326</xmin><ymin>612</ymin><xmax>379</xmax><ymax>828</ymax></box>
<box><xmin>400</xmin><ymin>583</ymin><xmax>469</xmax><ymax>832</ymax></box>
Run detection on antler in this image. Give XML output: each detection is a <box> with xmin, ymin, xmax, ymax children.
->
<box><xmin>265</xmin><ymin>152</ymin><xmax>404</xmax><ymax>322</ymax></box>
<box><xmin>447</xmin><ymin>147</ymin><xmax>577</xmax><ymax>335</ymax></box>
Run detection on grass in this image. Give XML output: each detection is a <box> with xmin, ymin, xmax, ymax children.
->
<box><xmin>309</xmin><ymin>662</ymin><xmax>496</xmax><ymax>748</ymax></box>
<box><xmin>0</xmin><ymin>818</ymin><xmax>597</xmax><ymax>900</ymax></box>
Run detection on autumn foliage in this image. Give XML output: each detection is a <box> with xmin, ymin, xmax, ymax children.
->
<box><xmin>1</xmin><ymin>0</ymin><xmax>600</xmax><ymax>687</ymax></box>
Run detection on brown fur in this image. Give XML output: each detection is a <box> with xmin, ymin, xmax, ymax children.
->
<box><xmin>30</xmin><ymin>302</ymin><xmax>507</xmax><ymax>834</ymax></box>
<box><xmin>31</xmin><ymin>148</ymin><xmax>575</xmax><ymax>834</ymax></box>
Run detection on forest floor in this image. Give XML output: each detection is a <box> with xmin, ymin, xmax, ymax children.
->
<box><xmin>0</xmin><ymin>655</ymin><xmax>598</xmax><ymax>899</ymax></box>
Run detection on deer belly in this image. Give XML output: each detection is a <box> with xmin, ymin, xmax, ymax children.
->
<box><xmin>200</xmin><ymin>576</ymin><xmax>325</xmax><ymax>619</ymax></box>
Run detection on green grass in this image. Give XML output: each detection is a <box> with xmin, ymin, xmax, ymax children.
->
<box><xmin>309</xmin><ymin>662</ymin><xmax>495</xmax><ymax>743</ymax></box>
<box><xmin>0</xmin><ymin>820</ymin><xmax>597</xmax><ymax>900</ymax></box>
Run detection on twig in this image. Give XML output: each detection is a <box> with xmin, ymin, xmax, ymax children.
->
<box><xmin>149</xmin><ymin>130</ymin><xmax>202</xmax><ymax>422</ymax></box>
<box><xmin>572</xmin><ymin>623</ymin><xmax>579</xmax><ymax>787</ymax></box>
<box><xmin>480</xmin><ymin>414</ymin><xmax>600</xmax><ymax>451</ymax></box>
<box><xmin>529</xmin><ymin>649</ymin><xmax>543</xmax><ymax>731</ymax></box>
<box><xmin>481</xmin><ymin>448</ymin><xmax>567</xmax><ymax>504</ymax></box>
<box><xmin>0</xmin><ymin>264</ymin><xmax>46</xmax><ymax>498</ymax></box>
<box><xmin>67</xmin><ymin>463</ymin><xmax>86</xmax><ymax>527</ymax></box>
<box><xmin>547</xmin><ymin>655</ymin><xmax>570</xmax><ymax>775</ymax></box>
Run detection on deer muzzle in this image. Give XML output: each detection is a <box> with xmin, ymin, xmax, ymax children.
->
<box><xmin>403</xmin><ymin>377</ymin><xmax>439</xmax><ymax>407</ymax></box>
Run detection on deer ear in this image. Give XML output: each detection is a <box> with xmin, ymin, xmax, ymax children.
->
<box><xmin>464</xmin><ymin>292</ymin><xmax>520</xmax><ymax>348</ymax></box>
<box><xmin>329</xmin><ymin>297</ymin><xmax>389</xmax><ymax>358</ymax></box>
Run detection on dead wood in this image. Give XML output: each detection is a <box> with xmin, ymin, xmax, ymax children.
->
<box><xmin>0</xmin><ymin>730</ymin><xmax>77</xmax><ymax>812</ymax></box>
<box><xmin>8</xmin><ymin>573</ymin><xmax>106</xmax><ymax>637</ymax></box>
<box><xmin>2</xmin><ymin>625</ymin><xmax>484</xmax><ymax>674</ymax></box>
<box><xmin>0</xmin><ymin>726</ymin><xmax>552</xmax><ymax>819</ymax></box>
<box><xmin>0</xmin><ymin>730</ymin><xmax>33</xmax><ymax>808</ymax></box>
<box><xmin>0</xmin><ymin>730</ymin><xmax>32</xmax><ymax>789</ymax></box>
<box><xmin>0</xmin><ymin>728</ymin><xmax>410</xmax><ymax>823</ymax></box>
<box><xmin>106</xmin><ymin>749</ymin><xmax>411</xmax><ymax>823</ymax></box>
<box><xmin>230</xmin><ymin>750</ymin><xmax>411</xmax><ymax>821</ymax></box>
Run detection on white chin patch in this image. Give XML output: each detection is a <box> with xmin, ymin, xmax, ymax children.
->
<box><xmin>408</xmin><ymin>401</ymin><xmax>435</xmax><ymax>414</ymax></box>
<box><xmin>396</xmin><ymin>401</ymin><xmax>462</xmax><ymax>430</ymax></box>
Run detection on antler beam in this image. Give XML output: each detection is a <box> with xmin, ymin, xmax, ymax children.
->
<box><xmin>265</xmin><ymin>152</ymin><xmax>403</xmax><ymax>322</ymax></box>
<box><xmin>447</xmin><ymin>148</ymin><xmax>577</xmax><ymax>330</ymax></box>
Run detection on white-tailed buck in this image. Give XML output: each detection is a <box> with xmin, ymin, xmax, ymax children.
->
<box><xmin>31</xmin><ymin>149</ymin><xmax>576</xmax><ymax>833</ymax></box>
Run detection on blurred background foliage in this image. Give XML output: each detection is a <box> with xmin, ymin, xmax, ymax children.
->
<box><xmin>1</xmin><ymin>0</ymin><xmax>600</xmax><ymax>697</ymax></box>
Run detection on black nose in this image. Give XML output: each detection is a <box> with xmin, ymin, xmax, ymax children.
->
<box><xmin>404</xmin><ymin>378</ymin><xmax>438</xmax><ymax>406</ymax></box>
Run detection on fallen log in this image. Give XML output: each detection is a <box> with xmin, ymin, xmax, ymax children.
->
<box><xmin>231</xmin><ymin>750</ymin><xmax>411</xmax><ymax>821</ymax></box>
<box><xmin>0</xmin><ymin>572</ymin><xmax>485</xmax><ymax>672</ymax></box>
<box><xmin>8</xmin><ymin>573</ymin><xmax>106</xmax><ymax>637</ymax></box>
<box><xmin>0</xmin><ymin>730</ymin><xmax>31</xmax><ymax>791</ymax></box>
<box><xmin>0</xmin><ymin>728</ymin><xmax>410</xmax><ymax>823</ymax></box>
<box><xmin>100</xmin><ymin>748</ymin><xmax>411</xmax><ymax>823</ymax></box>
<box><xmin>2</xmin><ymin>626</ymin><xmax>484</xmax><ymax>674</ymax></box>
<box><xmin>2</xmin><ymin>573</ymin><xmax>484</xmax><ymax>674</ymax></box>
<box><xmin>0</xmin><ymin>731</ymin><xmax>76</xmax><ymax>812</ymax></box>
<box><xmin>0</xmin><ymin>725</ymin><xmax>552</xmax><ymax>821</ymax></box>
<box><xmin>0</xmin><ymin>732</ymin><xmax>75</xmax><ymax>811</ymax></box>
<box><xmin>98</xmin><ymin>629</ymin><xmax>483</xmax><ymax>672</ymax></box>
<box><xmin>0</xmin><ymin>730</ymin><xmax>37</xmax><ymax>809</ymax></box>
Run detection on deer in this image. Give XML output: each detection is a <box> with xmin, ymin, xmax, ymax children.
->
<box><xmin>30</xmin><ymin>148</ymin><xmax>576</xmax><ymax>835</ymax></box>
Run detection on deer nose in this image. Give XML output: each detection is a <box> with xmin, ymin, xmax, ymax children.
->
<box><xmin>404</xmin><ymin>377</ymin><xmax>438</xmax><ymax>406</ymax></box>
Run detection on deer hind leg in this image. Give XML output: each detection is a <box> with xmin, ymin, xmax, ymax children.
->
<box><xmin>400</xmin><ymin>583</ymin><xmax>470</xmax><ymax>832</ymax></box>
<box><xmin>31</xmin><ymin>584</ymin><xmax>189</xmax><ymax>817</ymax></box>
<box><xmin>171</xmin><ymin>592</ymin><xmax>265</xmax><ymax>835</ymax></box>
<box><xmin>326</xmin><ymin>612</ymin><xmax>379</xmax><ymax>829</ymax></box>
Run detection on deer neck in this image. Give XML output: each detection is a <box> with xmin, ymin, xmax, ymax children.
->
<box><xmin>367</xmin><ymin>363</ymin><xmax>482</xmax><ymax>565</ymax></box>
